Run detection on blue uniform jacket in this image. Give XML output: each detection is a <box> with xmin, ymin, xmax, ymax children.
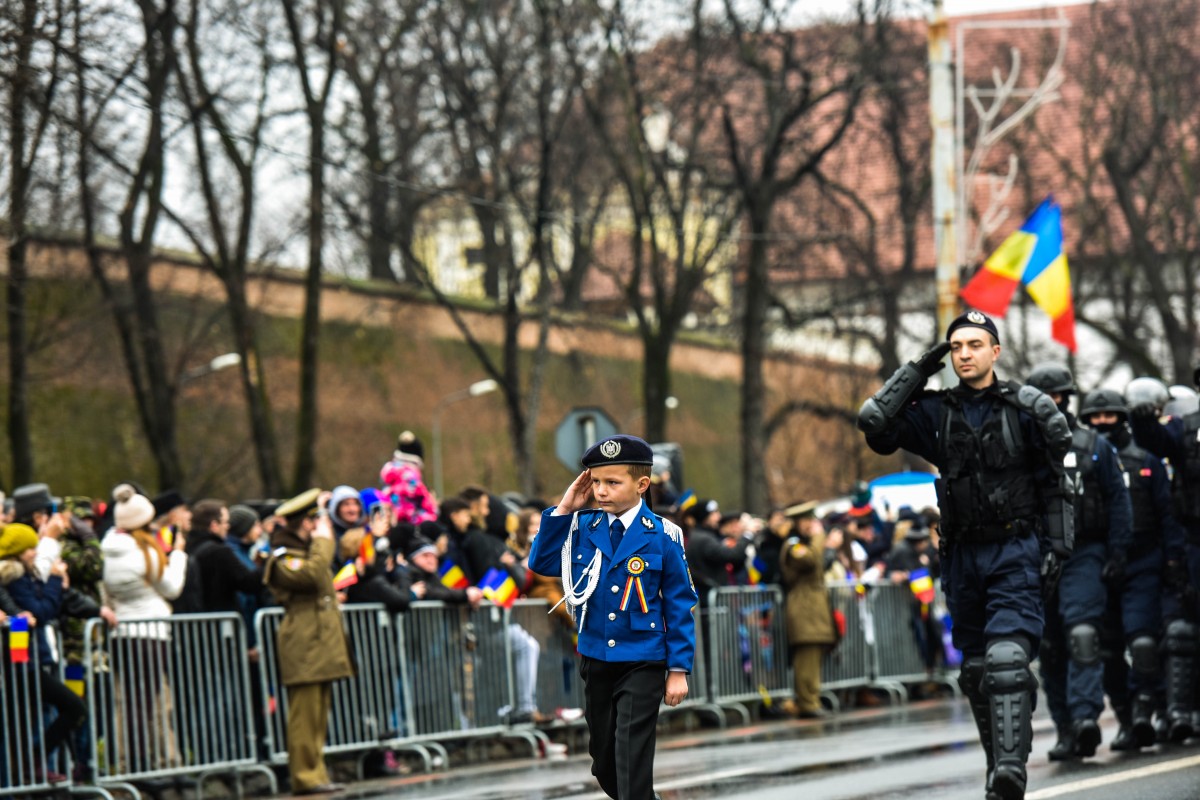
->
<box><xmin>1086</xmin><ymin>432</ymin><xmax>1134</xmax><ymax>556</ymax></box>
<box><xmin>1131</xmin><ymin>413</ymin><xmax>1200</xmax><ymax>539</ymax></box>
<box><xmin>1133</xmin><ymin>449</ymin><xmax>1187</xmax><ymax>563</ymax></box>
<box><xmin>528</xmin><ymin>500</ymin><xmax>697</xmax><ymax>672</ymax></box>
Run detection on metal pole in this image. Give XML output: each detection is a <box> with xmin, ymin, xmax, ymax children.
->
<box><xmin>929</xmin><ymin>0</ymin><xmax>960</xmax><ymax>383</ymax></box>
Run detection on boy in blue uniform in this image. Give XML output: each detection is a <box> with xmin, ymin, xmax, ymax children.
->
<box><xmin>528</xmin><ymin>434</ymin><xmax>696</xmax><ymax>800</ymax></box>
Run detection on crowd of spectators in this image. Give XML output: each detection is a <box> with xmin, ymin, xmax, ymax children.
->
<box><xmin>0</xmin><ymin>433</ymin><xmax>940</xmax><ymax>788</ymax></box>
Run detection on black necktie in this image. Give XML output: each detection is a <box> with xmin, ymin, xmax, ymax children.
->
<box><xmin>609</xmin><ymin>519</ymin><xmax>625</xmax><ymax>552</ymax></box>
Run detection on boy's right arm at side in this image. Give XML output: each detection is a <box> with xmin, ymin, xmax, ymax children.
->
<box><xmin>527</xmin><ymin>509</ymin><xmax>573</xmax><ymax>577</ymax></box>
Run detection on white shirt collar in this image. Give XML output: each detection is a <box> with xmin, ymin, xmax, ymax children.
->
<box><xmin>607</xmin><ymin>501</ymin><xmax>644</xmax><ymax>532</ymax></box>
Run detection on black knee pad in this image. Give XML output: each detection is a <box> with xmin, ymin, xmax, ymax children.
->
<box><xmin>1165</xmin><ymin>619</ymin><xmax>1198</xmax><ymax>656</ymax></box>
<box><xmin>1129</xmin><ymin>635</ymin><xmax>1159</xmax><ymax>676</ymax></box>
<box><xmin>983</xmin><ymin>639</ymin><xmax>1037</xmax><ymax>696</ymax></box>
<box><xmin>1069</xmin><ymin>623</ymin><xmax>1101</xmax><ymax>666</ymax></box>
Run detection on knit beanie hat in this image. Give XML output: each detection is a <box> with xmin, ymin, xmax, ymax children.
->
<box><xmin>113</xmin><ymin>483</ymin><xmax>156</xmax><ymax>531</ymax></box>
<box><xmin>0</xmin><ymin>523</ymin><xmax>39</xmax><ymax>560</ymax></box>
<box><xmin>228</xmin><ymin>504</ymin><xmax>259</xmax><ymax>540</ymax></box>
<box><xmin>395</xmin><ymin>430</ymin><xmax>425</xmax><ymax>463</ymax></box>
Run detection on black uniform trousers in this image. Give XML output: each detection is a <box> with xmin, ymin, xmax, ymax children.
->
<box><xmin>581</xmin><ymin>655</ymin><xmax>666</xmax><ymax>800</ymax></box>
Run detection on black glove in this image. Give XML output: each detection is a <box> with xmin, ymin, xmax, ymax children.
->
<box><xmin>1130</xmin><ymin>401</ymin><xmax>1159</xmax><ymax>420</ymax></box>
<box><xmin>915</xmin><ymin>342</ymin><xmax>952</xmax><ymax>378</ymax></box>
<box><xmin>1101</xmin><ymin>553</ymin><xmax>1127</xmax><ymax>585</ymax></box>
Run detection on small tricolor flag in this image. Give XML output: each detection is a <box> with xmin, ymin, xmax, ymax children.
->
<box><xmin>359</xmin><ymin>533</ymin><xmax>376</xmax><ymax>565</ymax></box>
<box><xmin>65</xmin><ymin>664</ymin><xmax>86</xmax><ymax>697</ymax></box>
<box><xmin>333</xmin><ymin>562</ymin><xmax>359</xmax><ymax>591</ymax></box>
<box><xmin>479</xmin><ymin>567</ymin><xmax>519</xmax><ymax>609</ymax></box>
<box><xmin>438</xmin><ymin>560</ymin><xmax>469</xmax><ymax>590</ymax></box>
<box><xmin>960</xmin><ymin>196</ymin><xmax>1076</xmax><ymax>352</ymax></box>
<box><xmin>676</xmin><ymin>490</ymin><xmax>697</xmax><ymax>513</ymax></box>
<box><xmin>910</xmin><ymin>568</ymin><xmax>936</xmax><ymax>619</ymax></box>
<box><xmin>9</xmin><ymin>618</ymin><xmax>30</xmax><ymax>664</ymax></box>
<box><xmin>155</xmin><ymin>526</ymin><xmax>174</xmax><ymax>553</ymax></box>
<box><xmin>746</xmin><ymin>555</ymin><xmax>766</xmax><ymax>586</ymax></box>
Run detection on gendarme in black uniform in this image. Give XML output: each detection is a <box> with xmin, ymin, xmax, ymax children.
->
<box><xmin>857</xmin><ymin>311</ymin><xmax>1072</xmax><ymax>800</ymax></box>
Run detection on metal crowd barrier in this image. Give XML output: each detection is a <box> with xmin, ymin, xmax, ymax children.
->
<box><xmin>256</xmin><ymin>604</ymin><xmax>437</xmax><ymax>772</ymax></box>
<box><xmin>509</xmin><ymin>600</ymin><xmax>585</xmax><ymax>721</ymax></box>
<box><xmin>820</xmin><ymin>584</ymin><xmax>873</xmax><ymax>692</ymax></box>
<box><xmin>704</xmin><ymin>586</ymin><xmax>792</xmax><ymax>720</ymax></box>
<box><xmin>869</xmin><ymin>584</ymin><xmax>955</xmax><ymax>698</ymax></box>
<box><xmin>83</xmin><ymin>614</ymin><xmax>275</xmax><ymax>796</ymax></box>
<box><xmin>2</xmin><ymin>618</ymin><xmax>64</xmax><ymax>796</ymax></box>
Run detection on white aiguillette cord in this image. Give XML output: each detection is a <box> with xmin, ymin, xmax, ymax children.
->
<box><xmin>549</xmin><ymin>514</ymin><xmax>603</xmax><ymax>633</ymax></box>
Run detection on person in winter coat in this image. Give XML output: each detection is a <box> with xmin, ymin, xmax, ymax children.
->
<box><xmin>379</xmin><ymin>431</ymin><xmax>438</xmax><ymax>525</ymax></box>
<box><xmin>0</xmin><ymin>523</ymin><xmax>87</xmax><ymax>783</ymax></box>
<box><xmin>183</xmin><ymin>500</ymin><xmax>264</xmax><ymax>614</ymax></box>
<box><xmin>779</xmin><ymin>501</ymin><xmax>836</xmax><ymax>719</ymax></box>
<box><xmin>263</xmin><ymin>489</ymin><xmax>354</xmax><ymax>796</ymax></box>
<box><xmin>511</xmin><ymin>509</ymin><xmax>573</xmax><ymax>631</ymax></box>
<box><xmin>337</xmin><ymin>528</ymin><xmax>416</xmax><ymax>614</ymax></box>
<box><xmin>101</xmin><ymin>483</ymin><xmax>189</xmax><ymax>773</ymax></box>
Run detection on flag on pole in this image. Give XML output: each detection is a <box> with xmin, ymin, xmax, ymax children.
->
<box><xmin>960</xmin><ymin>196</ymin><xmax>1077</xmax><ymax>352</ymax></box>
<box><xmin>909</xmin><ymin>568</ymin><xmax>936</xmax><ymax>605</ymax></box>
<box><xmin>746</xmin><ymin>555</ymin><xmax>766</xmax><ymax>586</ymax></box>
<box><xmin>479</xmin><ymin>567</ymin><xmax>519</xmax><ymax>609</ymax></box>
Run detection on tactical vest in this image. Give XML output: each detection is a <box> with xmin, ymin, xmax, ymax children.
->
<box><xmin>1117</xmin><ymin>442</ymin><xmax>1159</xmax><ymax>542</ymax></box>
<box><xmin>1173</xmin><ymin>411</ymin><xmax>1200</xmax><ymax>525</ymax></box>
<box><xmin>935</xmin><ymin>389</ymin><xmax>1041</xmax><ymax>542</ymax></box>
<box><xmin>1070</xmin><ymin>427</ymin><xmax>1109</xmax><ymax>544</ymax></box>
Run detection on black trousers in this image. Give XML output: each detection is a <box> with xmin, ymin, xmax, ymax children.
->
<box><xmin>581</xmin><ymin>656</ymin><xmax>666</xmax><ymax>800</ymax></box>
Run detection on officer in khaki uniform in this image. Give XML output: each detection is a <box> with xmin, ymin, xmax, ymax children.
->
<box><xmin>779</xmin><ymin>500</ymin><xmax>835</xmax><ymax>718</ymax></box>
<box><xmin>263</xmin><ymin>489</ymin><xmax>354</xmax><ymax>795</ymax></box>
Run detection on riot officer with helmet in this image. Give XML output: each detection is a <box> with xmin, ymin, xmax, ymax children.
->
<box><xmin>858</xmin><ymin>311</ymin><xmax>1072</xmax><ymax>800</ymax></box>
<box><xmin>1026</xmin><ymin>364</ymin><xmax>1131</xmax><ymax>761</ymax></box>
<box><xmin>1079</xmin><ymin>388</ymin><xmax>1184</xmax><ymax>751</ymax></box>
<box><xmin>1128</xmin><ymin>372</ymin><xmax>1200</xmax><ymax>741</ymax></box>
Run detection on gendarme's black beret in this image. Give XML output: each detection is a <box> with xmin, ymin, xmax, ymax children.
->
<box><xmin>581</xmin><ymin>434</ymin><xmax>655</xmax><ymax>468</ymax></box>
<box><xmin>946</xmin><ymin>309</ymin><xmax>1000</xmax><ymax>344</ymax></box>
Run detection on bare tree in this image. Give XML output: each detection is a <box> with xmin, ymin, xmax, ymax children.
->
<box><xmin>333</xmin><ymin>0</ymin><xmax>437</xmax><ymax>285</ymax></box>
<box><xmin>1045</xmin><ymin>2</ymin><xmax>1200</xmax><ymax>383</ymax></box>
<box><xmin>3</xmin><ymin>0</ymin><xmax>67</xmax><ymax>484</ymax></box>
<box><xmin>703</xmin><ymin>1</ymin><xmax>869</xmax><ymax>513</ymax></box>
<box><xmin>582</xmin><ymin>0</ymin><xmax>742</xmax><ymax>443</ymax></box>
<box><xmin>281</xmin><ymin>0</ymin><xmax>344</xmax><ymax>491</ymax></box>
<box><xmin>409</xmin><ymin>0</ymin><xmax>604</xmax><ymax>495</ymax></box>
<box><xmin>173</xmin><ymin>0</ymin><xmax>287</xmax><ymax>495</ymax></box>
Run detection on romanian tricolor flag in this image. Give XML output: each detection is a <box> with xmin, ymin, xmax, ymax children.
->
<box><xmin>359</xmin><ymin>533</ymin><xmax>376</xmax><ymax>565</ymax></box>
<box><xmin>676</xmin><ymin>490</ymin><xmax>697</xmax><ymax>514</ymax></box>
<box><xmin>960</xmin><ymin>196</ymin><xmax>1076</xmax><ymax>352</ymax></box>
<box><xmin>333</xmin><ymin>562</ymin><xmax>359</xmax><ymax>591</ymax></box>
<box><xmin>438</xmin><ymin>560</ymin><xmax>469</xmax><ymax>590</ymax></box>
<box><xmin>65</xmin><ymin>664</ymin><xmax>86</xmax><ymax>697</ymax></box>
<box><xmin>479</xmin><ymin>567</ymin><xmax>519</xmax><ymax>609</ymax></box>
<box><xmin>909</xmin><ymin>568</ymin><xmax>936</xmax><ymax>605</ymax></box>
<box><xmin>746</xmin><ymin>555</ymin><xmax>766</xmax><ymax>586</ymax></box>
<box><xmin>9</xmin><ymin>617</ymin><xmax>30</xmax><ymax>664</ymax></box>
<box><xmin>155</xmin><ymin>526</ymin><xmax>174</xmax><ymax>554</ymax></box>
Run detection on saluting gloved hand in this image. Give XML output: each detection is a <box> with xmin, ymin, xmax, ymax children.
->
<box><xmin>915</xmin><ymin>342</ymin><xmax>952</xmax><ymax>378</ymax></box>
<box><xmin>1101</xmin><ymin>553</ymin><xmax>1127</xmax><ymax>585</ymax></box>
<box><xmin>1129</xmin><ymin>401</ymin><xmax>1159</xmax><ymax>420</ymax></box>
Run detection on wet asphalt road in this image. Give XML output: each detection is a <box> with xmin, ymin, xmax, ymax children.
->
<box><xmin>344</xmin><ymin>699</ymin><xmax>1200</xmax><ymax>800</ymax></box>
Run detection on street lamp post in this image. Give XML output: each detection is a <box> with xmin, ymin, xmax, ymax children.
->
<box><xmin>432</xmin><ymin>378</ymin><xmax>500</xmax><ymax>499</ymax></box>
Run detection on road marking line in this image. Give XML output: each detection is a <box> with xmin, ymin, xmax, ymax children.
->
<box><xmin>1026</xmin><ymin>753</ymin><xmax>1200</xmax><ymax>799</ymax></box>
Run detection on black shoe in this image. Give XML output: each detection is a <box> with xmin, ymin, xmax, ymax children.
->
<box><xmin>1131</xmin><ymin>716</ymin><xmax>1157</xmax><ymax>749</ymax></box>
<box><xmin>990</xmin><ymin>763</ymin><xmax>1026</xmax><ymax>800</ymax></box>
<box><xmin>1109</xmin><ymin>724</ymin><xmax>1137</xmax><ymax>752</ymax></box>
<box><xmin>1048</xmin><ymin>727</ymin><xmax>1077</xmax><ymax>761</ymax></box>
<box><xmin>1072</xmin><ymin>719</ymin><xmax>1101</xmax><ymax>758</ymax></box>
<box><xmin>1168</xmin><ymin>713</ymin><xmax>1194</xmax><ymax>743</ymax></box>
